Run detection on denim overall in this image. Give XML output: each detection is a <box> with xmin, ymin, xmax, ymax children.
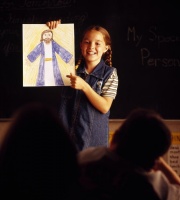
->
<box><xmin>59</xmin><ymin>60</ymin><xmax>115</xmax><ymax>151</ymax></box>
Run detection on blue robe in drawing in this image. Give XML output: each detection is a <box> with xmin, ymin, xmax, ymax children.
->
<box><xmin>27</xmin><ymin>40</ymin><xmax>73</xmax><ymax>86</ymax></box>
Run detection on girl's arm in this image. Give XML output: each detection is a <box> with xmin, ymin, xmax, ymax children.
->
<box><xmin>67</xmin><ymin>74</ymin><xmax>113</xmax><ymax>114</ymax></box>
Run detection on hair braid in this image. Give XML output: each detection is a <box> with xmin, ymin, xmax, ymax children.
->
<box><xmin>103</xmin><ymin>48</ymin><xmax>112</xmax><ymax>67</ymax></box>
<box><xmin>75</xmin><ymin>54</ymin><xmax>83</xmax><ymax>69</ymax></box>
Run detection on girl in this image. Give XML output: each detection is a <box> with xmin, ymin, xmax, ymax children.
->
<box><xmin>46</xmin><ymin>20</ymin><xmax>118</xmax><ymax>151</ymax></box>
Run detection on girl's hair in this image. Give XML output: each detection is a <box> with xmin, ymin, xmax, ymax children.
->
<box><xmin>75</xmin><ymin>25</ymin><xmax>112</xmax><ymax>69</ymax></box>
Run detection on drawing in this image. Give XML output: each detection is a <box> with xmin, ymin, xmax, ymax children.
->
<box><xmin>23</xmin><ymin>24</ymin><xmax>75</xmax><ymax>87</ymax></box>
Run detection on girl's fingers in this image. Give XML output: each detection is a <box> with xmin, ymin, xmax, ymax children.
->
<box><xmin>46</xmin><ymin>19</ymin><xmax>61</xmax><ymax>29</ymax></box>
<box><xmin>54</xmin><ymin>19</ymin><xmax>61</xmax><ymax>28</ymax></box>
<box><xmin>46</xmin><ymin>21</ymin><xmax>50</xmax><ymax>28</ymax></box>
<box><xmin>66</xmin><ymin>73</ymin><xmax>73</xmax><ymax>78</ymax></box>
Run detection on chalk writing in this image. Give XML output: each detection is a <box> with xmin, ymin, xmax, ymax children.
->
<box><xmin>0</xmin><ymin>0</ymin><xmax>74</xmax><ymax>11</ymax></box>
<box><xmin>141</xmin><ymin>48</ymin><xmax>180</xmax><ymax>67</ymax></box>
<box><xmin>127</xmin><ymin>26</ymin><xmax>180</xmax><ymax>68</ymax></box>
<box><xmin>20</xmin><ymin>0</ymin><xmax>73</xmax><ymax>9</ymax></box>
<box><xmin>127</xmin><ymin>26</ymin><xmax>142</xmax><ymax>47</ymax></box>
<box><xmin>0</xmin><ymin>28</ymin><xmax>19</xmax><ymax>38</ymax></box>
<box><xmin>0</xmin><ymin>10</ymin><xmax>88</xmax><ymax>56</ymax></box>
<box><xmin>1</xmin><ymin>41</ymin><xmax>20</xmax><ymax>56</ymax></box>
<box><xmin>127</xmin><ymin>26</ymin><xmax>180</xmax><ymax>47</ymax></box>
<box><xmin>4</xmin><ymin>13</ymin><xmax>44</xmax><ymax>24</ymax></box>
<box><xmin>148</xmin><ymin>26</ymin><xmax>180</xmax><ymax>47</ymax></box>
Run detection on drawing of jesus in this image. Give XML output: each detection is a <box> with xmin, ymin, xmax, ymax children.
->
<box><xmin>27</xmin><ymin>29</ymin><xmax>73</xmax><ymax>86</ymax></box>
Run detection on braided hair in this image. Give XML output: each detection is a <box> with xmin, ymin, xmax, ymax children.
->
<box><xmin>75</xmin><ymin>25</ymin><xmax>112</xmax><ymax>69</ymax></box>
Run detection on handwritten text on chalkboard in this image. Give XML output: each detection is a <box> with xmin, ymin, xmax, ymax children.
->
<box><xmin>127</xmin><ymin>26</ymin><xmax>180</xmax><ymax>68</ymax></box>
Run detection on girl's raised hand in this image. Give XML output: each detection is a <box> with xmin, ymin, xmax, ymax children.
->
<box><xmin>46</xmin><ymin>19</ymin><xmax>61</xmax><ymax>29</ymax></box>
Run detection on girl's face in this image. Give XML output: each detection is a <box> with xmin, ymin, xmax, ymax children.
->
<box><xmin>80</xmin><ymin>30</ymin><xmax>108</xmax><ymax>67</ymax></box>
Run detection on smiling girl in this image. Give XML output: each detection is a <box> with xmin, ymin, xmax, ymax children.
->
<box><xmin>47</xmin><ymin>20</ymin><xmax>119</xmax><ymax>151</ymax></box>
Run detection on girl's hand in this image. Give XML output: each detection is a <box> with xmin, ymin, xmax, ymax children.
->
<box><xmin>67</xmin><ymin>73</ymin><xmax>113</xmax><ymax>114</ymax></box>
<box><xmin>46</xmin><ymin>19</ymin><xmax>61</xmax><ymax>29</ymax></box>
<box><xmin>66</xmin><ymin>73</ymin><xmax>87</xmax><ymax>90</ymax></box>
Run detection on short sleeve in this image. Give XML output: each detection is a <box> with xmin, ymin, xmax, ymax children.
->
<box><xmin>101</xmin><ymin>68</ymin><xmax>118</xmax><ymax>99</ymax></box>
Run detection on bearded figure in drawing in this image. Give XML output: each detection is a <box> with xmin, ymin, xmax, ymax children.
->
<box><xmin>27</xmin><ymin>29</ymin><xmax>73</xmax><ymax>86</ymax></box>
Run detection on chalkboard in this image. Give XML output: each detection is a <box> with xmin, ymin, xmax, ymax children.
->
<box><xmin>0</xmin><ymin>0</ymin><xmax>180</xmax><ymax>119</ymax></box>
